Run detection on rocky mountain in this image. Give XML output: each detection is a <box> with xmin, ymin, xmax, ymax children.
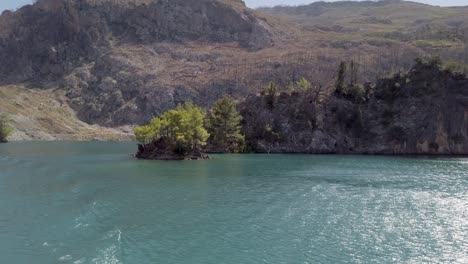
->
<box><xmin>0</xmin><ymin>0</ymin><xmax>278</xmax><ymax>127</ymax></box>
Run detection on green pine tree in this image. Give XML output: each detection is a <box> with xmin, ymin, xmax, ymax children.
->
<box><xmin>206</xmin><ymin>96</ymin><xmax>245</xmax><ymax>153</ymax></box>
<box><xmin>335</xmin><ymin>61</ymin><xmax>347</xmax><ymax>94</ymax></box>
<box><xmin>349</xmin><ymin>60</ymin><xmax>358</xmax><ymax>86</ymax></box>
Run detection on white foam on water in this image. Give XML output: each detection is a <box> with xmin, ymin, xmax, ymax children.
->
<box><xmin>59</xmin><ymin>255</ymin><xmax>72</xmax><ymax>261</ymax></box>
<box><xmin>91</xmin><ymin>244</ymin><xmax>121</xmax><ymax>264</ymax></box>
<box><xmin>73</xmin><ymin>203</ymin><xmax>97</xmax><ymax>230</ymax></box>
<box><xmin>103</xmin><ymin>229</ymin><xmax>122</xmax><ymax>243</ymax></box>
<box><xmin>92</xmin><ymin>228</ymin><xmax>123</xmax><ymax>264</ymax></box>
<box><xmin>73</xmin><ymin>222</ymin><xmax>89</xmax><ymax>229</ymax></box>
<box><xmin>73</xmin><ymin>258</ymin><xmax>86</xmax><ymax>264</ymax></box>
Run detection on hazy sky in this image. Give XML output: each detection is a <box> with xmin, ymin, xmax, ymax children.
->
<box><xmin>1</xmin><ymin>0</ymin><xmax>467</xmax><ymax>12</ymax></box>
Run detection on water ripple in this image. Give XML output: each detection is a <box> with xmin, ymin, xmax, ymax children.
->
<box><xmin>0</xmin><ymin>144</ymin><xmax>466</xmax><ymax>263</ymax></box>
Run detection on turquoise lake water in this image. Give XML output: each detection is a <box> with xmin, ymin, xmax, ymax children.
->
<box><xmin>0</xmin><ymin>142</ymin><xmax>466</xmax><ymax>264</ymax></box>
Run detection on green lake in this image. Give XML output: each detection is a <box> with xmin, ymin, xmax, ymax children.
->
<box><xmin>0</xmin><ymin>142</ymin><xmax>466</xmax><ymax>263</ymax></box>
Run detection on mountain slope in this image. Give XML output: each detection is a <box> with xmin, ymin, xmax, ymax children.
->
<box><xmin>0</xmin><ymin>0</ymin><xmax>273</xmax><ymax>84</ymax></box>
<box><xmin>259</xmin><ymin>0</ymin><xmax>468</xmax><ymax>61</ymax></box>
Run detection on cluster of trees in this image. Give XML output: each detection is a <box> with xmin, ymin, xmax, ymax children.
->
<box><xmin>259</xmin><ymin>77</ymin><xmax>322</xmax><ymax>110</ymax></box>
<box><xmin>134</xmin><ymin>102</ymin><xmax>209</xmax><ymax>155</ymax></box>
<box><xmin>333</xmin><ymin>56</ymin><xmax>467</xmax><ymax>104</ymax></box>
<box><xmin>0</xmin><ymin>114</ymin><xmax>14</xmax><ymax>143</ymax></box>
<box><xmin>335</xmin><ymin>60</ymin><xmax>371</xmax><ymax>103</ymax></box>
<box><xmin>134</xmin><ymin>96</ymin><xmax>245</xmax><ymax>156</ymax></box>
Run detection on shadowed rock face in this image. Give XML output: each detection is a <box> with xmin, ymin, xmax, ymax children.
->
<box><xmin>0</xmin><ymin>0</ymin><xmax>272</xmax><ymax>84</ymax></box>
<box><xmin>240</xmin><ymin>64</ymin><xmax>468</xmax><ymax>155</ymax></box>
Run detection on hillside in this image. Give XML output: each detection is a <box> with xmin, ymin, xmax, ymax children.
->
<box><xmin>259</xmin><ymin>1</ymin><xmax>468</xmax><ymax>62</ymax></box>
<box><xmin>0</xmin><ymin>85</ymin><xmax>133</xmax><ymax>140</ymax></box>
<box><xmin>0</xmin><ymin>0</ymin><xmax>294</xmax><ymax>128</ymax></box>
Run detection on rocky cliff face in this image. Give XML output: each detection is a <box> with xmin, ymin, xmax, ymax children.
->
<box><xmin>240</xmin><ymin>63</ymin><xmax>468</xmax><ymax>155</ymax></box>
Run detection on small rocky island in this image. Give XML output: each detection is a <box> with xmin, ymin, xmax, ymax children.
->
<box><xmin>134</xmin><ymin>97</ymin><xmax>245</xmax><ymax>160</ymax></box>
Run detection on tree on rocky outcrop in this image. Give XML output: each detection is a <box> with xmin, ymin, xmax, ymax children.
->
<box><xmin>206</xmin><ymin>96</ymin><xmax>245</xmax><ymax>153</ymax></box>
<box><xmin>335</xmin><ymin>61</ymin><xmax>347</xmax><ymax>93</ymax></box>
<box><xmin>0</xmin><ymin>114</ymin><xmax>14</xmax><ymax>143</ymax></box>
<box><xmin>261</xmin><ymin>81</ymin><xmax>280</xmax><ymax>110</ymax></box>
<box><xmin>334</xmin><ymin>61</ymin><xmax>367</xmax><ymax>102</ymax></box>
<box><xmin>134</xmin><ymin>103</ymin><xmax>209</xmax><ymax>157</ymax></box>
<box><xmin>134</xmin><ymin>117</ymin><xmax>162</xmax><ymax>144</ymax></box>
<box><xmin>349</xmin><ymin>60</ymin><xmax>359</xmax><ymax>86</ymax></box>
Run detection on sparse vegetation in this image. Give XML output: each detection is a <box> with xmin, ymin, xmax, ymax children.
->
<box><xmin>287</xmin><ymin>77</ymin><xmax>313</xmax><ymax>93</ymax></box>
<box><xmin>296</xmin><ymin>77</ymin><xmax>312</xmax><ymax>92</ymax></box>
<box><xmin>443</xmin><ymin>61</ymin><xmax>468</xmax><ymax>75</ymax></box>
